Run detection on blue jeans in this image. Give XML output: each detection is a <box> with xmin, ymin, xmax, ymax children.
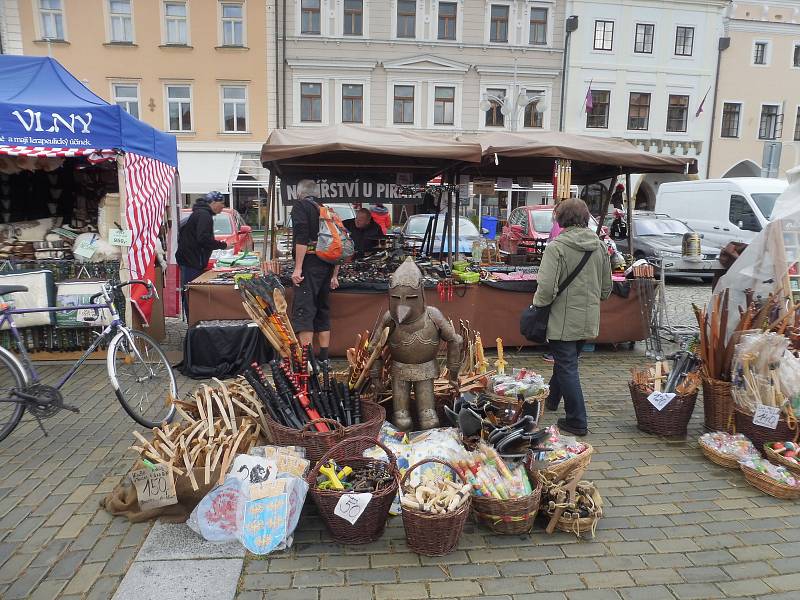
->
<box><xmin>546</xmin><ymin>340</ymin><xmax>587</xmax><ymax>429</ymax></box>
<box><xmin>180</xmin><ymin>265</ymin><xmax>204</xmax><ymax>321</ymax></box>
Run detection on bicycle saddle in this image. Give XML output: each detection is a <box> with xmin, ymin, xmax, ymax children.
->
<box><xmin>0</xmin><ymin>285</ymin><xmax>28</xmax><ymax>296</ymax></box>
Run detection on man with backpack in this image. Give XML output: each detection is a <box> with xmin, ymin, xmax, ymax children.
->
<box><xmin>290</xmin><ymin>179</ymin><xmax>347</xmax><ymax>361</ymax></box>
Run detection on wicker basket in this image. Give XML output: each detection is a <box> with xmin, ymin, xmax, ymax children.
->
<box><xmin>733</xmin><ymin>407</ymin><xmax>799</xmax><ymax>454</ymax></box>
<box><xmin>544</xmin><ymin>481</ymin><xmax>604</xmax><ymax>538</ymax></box>
<box><xmin>764</xmin><ymin>445</ymin><xmax>800</xmax><ymax>476</ymax></box>
<box><xmin>306</xmin><ymin>436</ymin><xmax>399</xmax><ymax>545</ymax></box>
<box><xmin>535</xmin><ymin>445</ymin><xmax>594</xmax><ymax>482</ymax></box>
<box><xmin>699</xmin><ymin>443</ymin><xmax>741</xmax><ymax>469</ymax></box>
<box><xmin>471</xmin><ymin>478</ymin><xmax>542</xmax><ymax>535</ymax></box>
<box><xmin>400</xmin><ymin>458</ymin><xmax>471</xmax><ymax>556</ymax></box>
<box><xmin>702</xmin><ymin>377</ymin><xmax>734</xmax><ymax>433</ymax></box>
<box><xmin>739</xmin><ymin>462</ymin><xmax>800</xmax><ymax>500</ymax></box>
<box><xmin>264</xmin><ymin>399</ymin><xmax>385</xmax><ymax>463</ymax></box>
<box><xmin>629</xmin><ymin>381</ymin><xmax>698</xmax><ymax>437</ymax></box>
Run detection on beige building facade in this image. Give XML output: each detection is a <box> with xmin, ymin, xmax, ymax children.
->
<box><xmin>1</xmin><ymin>0</ymin><xmax>270</xmax><ymax>204</ymax></box>
<box><xmin>709</xmin><ymin>1</ymin><xmax>800</xmax><ymax>178</ymax></box>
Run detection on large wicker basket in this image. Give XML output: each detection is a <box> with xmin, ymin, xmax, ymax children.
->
<box><xmin>734</xmin><ymin>406</ymin><xmax>799</xmax><ymax>454</ymax></box>
<box><xmin>400</xmin><ymin>458</ymin><xmax>471</xmax><ymax>556</ymax></box>
<box><xmin>739</xmin><ymin>462</ymin><xmax>800</xmax><ymax>500</ymax></box>
<box><xmin>764</xmin><ymin>444</ymin><xmax>800</xmax><ymax>476</ymax></box>
<box><xmin>533</xmin><ymin>445</ymin><xmax>594</xmax><ymax>482</ymax></box>
<box><xmin>629</xmin><ymin>381</ymin><xmax>698</xmax><ymax>437</ymax></box>
<box><xmin>702</xmin><ymin>377</ymin><xmax>734</xmax><ymax>433</ymax></box>
<box><xmin>471</xmin><ymin>479</ymin><xmax>542</xmax><ymax>535</ymax></box>
<box><xmin>699</xmin><ymin>442</ymin><xmax>740</xmax><ymax>469</ymax></box>
<box><xmin>264</xmin><ymin>399</ymin><xmax>385</xmax><ymax>463</ymax></box>
<box><xmin>306</xmin><ymin>436</ymin><xmax>398</xmax><ymax>545</ymax></box>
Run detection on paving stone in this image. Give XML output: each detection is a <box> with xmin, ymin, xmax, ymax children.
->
<box><xmin>261</xmin><ymin>590</ymin><xmax>318</xmax><ymax>600</ymax></box>
<box><xmin>449</xmin><ymin>563</ymin><xmax>501</xmax><ymax>578</ymax></box>
<box><xmin>764</xmin><ymin>573</ymin><xmax>800</xmax><ymax>592</ymax></box>
<box><xmin>500</xmin><ymin>560</ymin><xmax>550</xmax><ymax>576</ymax></box>
<box><xmin>293</xmin><ymin>570</ymin><xmax>344</xmax><ymax>588</ymax></box>
<box><xmin>547</xmin><ymin>557</ymin><xmax>600</xmax><ymax>575</ymax></box>
<box><xmin>619</xmin><ymin>585</ymin><xmax>676</xmax><ymax>600</ymax></box>
<box><xmin>112</xmin><ymin>558</ymin><xmax>244</xmax><ymax>600</ymax></box>
<box><xmin>0</xmin><ymin>552</ymin><xmax>34</xmax><ymax>583</ymax></box>
<box><xmin>101</xmin><ymin>546</ymin><xmax>137</xmax><ymax>576</ymax></box>
<box><xmin>27</xmin><ymin>579</ymin><xmax>67</xmax><ymax>600</ymax></box>
<box><xmin>566</xmin><ymin>591</ymin><xmax>622</xmax><ymax>600</ymax></box>
<box><xmin>63</xmin><ymin>562</ymin><xmax>104</xmax><ymax>595</ymax></box>
<box><xmin>242</xmin><ymin>573</ymin><xmax>292</xmax><ymax>590</ymax></box>
<box><xmin>322</xmin><ymin>553</ymin><xmax>370</xmax><ymax>569</ymax></box>
<box><xmin>346</xmin><ymin>567</ymin><xmax>397</xmax><ymax>584</ymax></box>
<box><xmin>686</xmin><ymin>550</ymin><xmax>736</xmax><ymax>566</ymax></box>
<box><xmin>668</xmin><ymin>582</ymin><xmax>726</xmax><ymax>599</ymax></box>
<box><xmin>86</xmin><ymin>575</ymin><xmax>121</xmax><ymax>600</ymax></box>
<box><xmin>374</xmin><ymin>582</ymin><xmax>429</xmax><ymax>599</ymax></box>
<box><xmin>320</xmin><ymin>585</ymin><xmax>373</xmax><ymax>600</ymax></box>
<box><xmin>582</xmin><ymin>571</ymin><xmax>636</xmax><ymax>588</ymax></box>
<box><xmin>629</xmin><ymin>568</ymin><xmax>683</xmax><ymax>585</ymax></box>
<box><xmin>533</xmin><ymin>574</ymin><xmax>585</xmax><ymax>592</ymax></box>
<box><xmin>479</xmin><ymin>576</ymin><xmax>534</xmax><ymax>594</ymax></box>
<box><xmin>269</xmin><ymin>556</ymin><xmax>320</xmax><ymax>572</ymax></box>
<box><xmin>717</xmin><ymin>578</ymin><xmax>773</xmax><ymax>596</ymax></box>
<box><xmin>3</xmin><ymin>565</ymin><xmax>47</xmax><ymax>599</ymax></box>
<box><xmin>594</xmin><ymin>556</ymin><xmax>646</xmax><ymax>571</ymax></box>
<box><xmin>136</xmin><ymin>521</ymin><xmax>243</xmax><ymax>560</ymax></box>
<box><xmin>371</xmin><ymin>552</ymin><xmax>419</xmax><ymax>567</ymax></box>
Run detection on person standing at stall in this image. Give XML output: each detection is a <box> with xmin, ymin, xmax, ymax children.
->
<box><xmin>533</xmin><ymin>199</ymin><xmax>612</xmax><ymax>436</ymax></box>
<box><xmin>343</xmin><ymin>208</ymin><xmax>383</xmax><ymax>257</ymax></box>
<box><xmin>291</xmin><ymin>179</ymin><xmax>340</xmax><ymax>361</ymax></box>
<box><xmin>370</xmin><ymin>203</ymin><xmax>391</xmax><ymax>233</ymax></box>
<box><xmin>176</xmin><ymin>191</ymin><xmax>228</xmax><ymax>319</ymax></box>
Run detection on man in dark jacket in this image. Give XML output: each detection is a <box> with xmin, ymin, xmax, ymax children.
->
<box><xmin>176</xmin><ymin>191</ymin><xmax>228</xmax><ymax>317</ymax></box>
<box><xmin>343</xmin><ymin>208</ymin><xmax>383</xmax><ymax>257</ymax></box>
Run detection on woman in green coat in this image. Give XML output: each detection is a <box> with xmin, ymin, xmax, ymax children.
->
<box><xmin>532</xmin><ymin>199</ymin><xmax>612</xmax><ymax>436</ymax></box>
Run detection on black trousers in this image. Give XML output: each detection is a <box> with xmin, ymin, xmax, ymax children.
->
<box><xmin>546</xmin><ymin>340</ymin><xmax>587</xmax><ymax>429</ymax></box>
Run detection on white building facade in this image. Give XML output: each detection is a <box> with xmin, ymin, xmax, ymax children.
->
<box><xmin>563</xmin><ymin>0</ymin><xmax>729</xmax><ymax>209</ymax></box>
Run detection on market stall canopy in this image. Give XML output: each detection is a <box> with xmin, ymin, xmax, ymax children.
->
<box><xmin>178</xmin><ymin>151</ymin><xmax>242</xmax><ymax>195</ymax></box>
<box><xmin>462</xmin><ymin>131</ymin><xmax>696</xmax><ymax>183</ymax></box>
<box><xmin>0</xmin><ymin>56</ymin><xmax>177</xmax><ymax>167</ymax></box>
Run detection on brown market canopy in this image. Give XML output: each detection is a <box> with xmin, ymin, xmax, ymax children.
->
<box><xmin>461</xmin><ymin>131</ymin><xmax>697</xmax><ymax>183</ymax></box>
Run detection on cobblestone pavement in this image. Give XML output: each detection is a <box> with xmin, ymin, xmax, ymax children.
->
<box><xmin>663</xmin><ymin>279</ymin><xmax>711</xmax><ymax>330</ymax></box>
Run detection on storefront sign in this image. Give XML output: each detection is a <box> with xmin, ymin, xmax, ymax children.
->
<box><xmin>280</xmin><ymin>175</ymin><xmax>425</xmax><ymax>205</ymax></box>
<box><xmin>472</xmin><ymin>177</ymin><xmax>495</xmax><ymax>196</ymax></box>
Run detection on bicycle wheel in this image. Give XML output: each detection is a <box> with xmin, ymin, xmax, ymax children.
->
<box><xmin>0</xmin><ymin>351</ymin><xmax>26</xmax><ymax>442</ymax></box>
<box><xmin>107</xmin><ymin>329</ymin><xmax>177</xmax><ymax>428</ymax></box>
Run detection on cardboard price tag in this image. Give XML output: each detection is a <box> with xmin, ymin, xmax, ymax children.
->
<box><xmin>73</xmin><ymin>238</ymin><xmax>97</xmax><ymax>259</ymax></box>
<box><xmin>108</xmin><ymin>228</ymin><xmax>133</xmax><ymax>247</ymax></box>
<box><xmin>752</xmin><ymin>405</ymin><xmax>781</xmax><ymax>429</ymax></box>
<box><xmin>333</xmin><ymin>493</ymin><xmax>372</xmax><ymax>525</ymax></box>
<box><xmin>647</xmin><ymin>391</ymin><xmax>676</xmax><ymax>412</ymax></box>
<box><xmin>130</xmin><ymin>465</ymin><xmax>177</xmax><ymax>510</ymax></box>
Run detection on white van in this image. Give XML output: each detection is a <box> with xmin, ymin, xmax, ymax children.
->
<box><xmin>655</xmin><ymin>178</ymin><xmax>788</xmax><ymax>246</ymax></box>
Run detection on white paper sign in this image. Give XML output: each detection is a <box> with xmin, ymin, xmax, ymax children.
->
<box><xmin>647</xmin><ymin>391</ymin><xmax>676</xmax><ymax>411</ymax></box>
<box><xmin>752</xmin><ymin>405</ymin><xmax>781</xmax><ymax>429</ymax></box>
<box><xmin>73</xmin><ymin>238</ymin><xmax>97</xmax><ymax>259</ymax></box>
<box><xmin>130</xmin><ymin>465</ymin><xmax>177</xmax><ymax>510</ymax></box>
<box><xmin>108</xmin><ymin>228</ymin><xmax>133</xmax><ymax>247</ymax></box>
<box><xmin>333</xmin><ymin>493</ymin><xmax>372</xmax><ymax>525</ymax></box>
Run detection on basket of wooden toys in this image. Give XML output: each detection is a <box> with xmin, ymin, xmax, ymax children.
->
<box><xmin>698</xmin><ymin>432</ymin><xmax>760</xmax><ymax>469</ymax></box>
<box><xmin>307</xmin><ymin>436</ymin><xmax>399</xmax><ymax>544</ymax></box>
<box><xmin>399</xmin><ymin>458</ymin><xmax>472</xmax><ymax>556</ymax></box>
<box><xmin>764</xmin><ymin>441</ymin><xmax>800</xmax><ymax>476</ymax></box>
<box><xmin>538</xmin><ymin>470</ymin><xmax>604</xmax><ymax>538</ymax></box>
<box><xmin>739</xmin><ymin>457</ymin><xmax>800</xmax><ymax>500</ymax></box>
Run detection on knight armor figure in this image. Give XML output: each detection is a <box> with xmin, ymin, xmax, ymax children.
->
<box><xmin>370</xmin><ymin>258</ymin><xmax>463</xmax><ymax>430</ymax></box>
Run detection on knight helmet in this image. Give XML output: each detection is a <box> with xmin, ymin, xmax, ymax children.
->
<box><xmin>389</xmin><ymin>257</ymin><xmax>426</xmax><ymax>324</ymax></box>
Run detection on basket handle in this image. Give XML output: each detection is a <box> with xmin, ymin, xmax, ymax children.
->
<box><xmin>310</xmin><ymin>435</ymin><xmax>397</xmax><ymax>481</ymax></box>
<box><xmin>300</xmin><ymin>418</ymin><xmax>345</xmax><ymax>437</ymax></box>
<box><xmin>399</xmin><ymin>457</ymin><xmax>465</xmax><ymax>490</ymax></box>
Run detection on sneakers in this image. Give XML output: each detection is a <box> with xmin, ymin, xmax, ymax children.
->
<box><xmin>557</xmin><ymin>417</ymin><xmax>588</xmax><ymax>437</ymax></box>
<box><xmin>543</xmin><ymin>353</ymin><xmax>554</xmax><ymax>364</ymax></box>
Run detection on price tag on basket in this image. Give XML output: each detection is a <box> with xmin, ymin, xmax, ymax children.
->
<box><xmin>752</xmin><ymin>405</ymin><xmax>781</xmax><ymax>429</ymax></box>
<box><xmin>130</xmin><ymin>465</ymin><xmax>177</xmax><ymax>510</ymax></box>
<box><xmin>647</xmin><ymin>391</ymin><xmax>676</xmax><ymax>411</ymax></box>
<box><xmin>108</xmin><ymin>228</ymin><xmax>133</xmax><ymax>247</ymax></box>
<box><xmin>333</xmin><ymin>493</ymin><xmax>372</xmax><ymax>525</ymax></box>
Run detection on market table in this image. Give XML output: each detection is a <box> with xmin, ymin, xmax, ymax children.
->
<box><xmin>187</xmin><ymin>271</ymin><xmax>648</xmax><ymax>356</ymax></box>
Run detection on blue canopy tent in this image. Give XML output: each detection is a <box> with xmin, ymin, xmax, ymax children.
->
<box><xmin>0</xmin><ymin>56</ymin><xmax>179</xmax><ymax>322</ymax></box>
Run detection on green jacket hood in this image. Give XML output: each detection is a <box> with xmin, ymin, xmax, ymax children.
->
<box><xmin>552</xmin><ymin>226</ymin><xmax>604</xmax><ymax>252</ymax></box>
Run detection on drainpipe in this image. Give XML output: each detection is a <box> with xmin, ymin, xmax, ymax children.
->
<box><xmin>706</xmin><ymin>36</ymin><xmax>730</xmax><ymax>178</ymax></box>
<box><xmin>274</xmin><ymin>0</ymin><xmax>280</xmax><ymax>128</ymax></box>
<box><xmin>559</xmin><ymin>16</ymin><xmax>579</xmax><ymax>132</ymax></box>
<box><xmin>282</xmin><ymin>0</ymin><xmax>287</xmax><ymax>128</ymax></box>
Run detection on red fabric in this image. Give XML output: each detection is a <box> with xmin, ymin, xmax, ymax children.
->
<box><xmin>370</xmin><ymin>210</ymin><xmax>391</xmax><ymax>234</ymax></box>
<box><xmin>130</xmin><ymin>257</ymin><xmax>156</xmax><ymax>325</ymax></box>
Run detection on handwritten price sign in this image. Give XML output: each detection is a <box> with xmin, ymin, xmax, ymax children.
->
<box><xmin>333</xmin><ymin>493</ymin><xmax>372</xmax><ymax>525</ymax></box>
<box><xmin>752</xmin><ymin>405</ymin><xmax>781</xmax><ymax>430</ymax></box>
<box><xmin>108</xmin><ymin>229</ymin><xmax>133</xmax><ymax>247</ymax></box>
<box><xmin>130</xmin><ymin>465</ymin><xmax>177</xmax><ymax>510</ymax></box>
<box><xmin>647</xmin><ymin>391</ymin><xmax>676</xmax><ymax>412</ymax></box>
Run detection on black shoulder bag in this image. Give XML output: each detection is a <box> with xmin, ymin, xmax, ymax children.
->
<box><xmin>519</xmin><ymin>250</ymin><xmax>593</xmax><ymax>343</ymax></box>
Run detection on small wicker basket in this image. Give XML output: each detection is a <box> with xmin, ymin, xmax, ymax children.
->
<box><xmin>764</xmin><ymin>445</ymin><xmax>800</xmax><ymax>476</ymax></box>
<box><xmin>739</xmin><ymin>462</ymin><xmax>800</xmax><ymax>500</ymax></box>
<box><xmin>536</xmin><ymin>445</ymin><xmax>594</xmax><ymax>482</ymax></box>
<box><xmin>629</xmin><ymin>381</ymin><xmax>698</xmax><ymax>437</ymax></box>
<box><xmin>701</xmin><ymin>377</ymin><xmax>734</xmax><ymax>433</ymax></box>
<box><xmin>471</xmin><ymin>479</ymin><xmax>542</xmax><ymax>535</ymax></box>
<box><xmin>733</xmin><ymin>406</ymin><xmax>799</xmax><ymax>454</ymax></box>
<box><xmin>699</xmin><ymin>442</ymin><xmax>741</xmax><ymax>469</ymax></box>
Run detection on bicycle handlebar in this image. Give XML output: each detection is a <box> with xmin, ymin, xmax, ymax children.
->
<box><xmin>89</xmin><ymin>280</ymin><xmax>155</xmax><ymax>304</ymax></box>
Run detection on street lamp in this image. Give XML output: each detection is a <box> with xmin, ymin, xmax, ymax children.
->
<box><xmin>480</xmin><ymin>58</ymin><xmax>549</xmax><ymax>131</ymax></box>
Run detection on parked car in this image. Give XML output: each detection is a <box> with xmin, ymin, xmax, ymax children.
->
<box><xmin>499</xmin><ymin>205</ymin><xmax>598</xmax><ymax>254</ymax></box>
<box><xmin>179</xmin><ymin>207</ymin><xmax>254</xmax><ymax>266</ymax></box>
<box><xmin>400</xmin><ymin>214</ymin><xmax>481</xmax><ymax>255</ymax></box>
<box><xmin>276</xmin><ymin>204</ymin><xmax>357</xmax><ymax>257</ymax></box>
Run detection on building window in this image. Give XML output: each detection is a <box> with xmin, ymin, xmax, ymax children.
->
<box><xmin>529</xmin><ymin>7</ymin><xmax>548</xmax><ymax>45</ymax></box>
<box><xmin>300</xmin><ymin>83</ymin><xmax>322</xmax><ymax>122</ymax></box>
<box><xmin>794</xmin><ymin>107</ymin><xmax>800</xmax><ymax>141</ymax></box>
<box><xmin>634</xmin><ymin>23</ymin><xmax>654</xmax><ymax>54</ymax></box>
<box><xmin>485</xmin><ymin>88</ymin><xmax>505</xmax><ymax>127</ymax></box>
<box><xmin>166</xmin><ymin>85</ymin><xmax>192</xmax><ymax>131</ymax></box>
<box><xmin>759</xmin><ymin>104</ymin><xmax>779</xmax><ymax>140</ymax></box>
<box><xmin>397</xmin><ymin>0</ymin><xmax>416</xmax><ymax>39</ymax></box>
<box><xmin>490</xmin><ymin>5</ymin><xmax>509</xmax><ymax>43</ymax></box>
<box><xmin>301</xmin><ymin>0</ymin><xmax>320</xmax><ymax>35</ymax></box>
<box><xmin>523</xmin><ymin>91</ymin><xmax>544</xmax><ymax>128</ymax></box>
<box><xmin>675</xmin><ymin>26</ymin><xmax>694</xmax><ymax>56</ymax></box>
<box><xmin>794</xmin><ymin>44</ymin><xmax>800</xmax><ymax>68</ymax></box>
<box><xmin>586</xmin><ymin>90</ymin><xmax>610</xmax><ymax>128</ymax></box>
<box><xmin>164</xmin><ymin>2</ymin><xmax>187</xmax><ymax>44</ymax></box>
<box><xmin>754</xmin><ymin>42</ymin><xmax>768</xmax><ymax>65</ymax></box>
<box><xmin>222</xmin><ymin>85</ymin><xmax>247</xmax><ymax>132</ymax></box>
<box><xmin>221</xmin><ymin>3</ymin><xmax>244</xmax><ymax>46</ymax></box>
<box><xmin>113</xmin><ymin>84</ymin><xmax>139</xmax><ymax>119</ymax></box>
<box><xmin>433</xmin><ymin>86</ymin><xmax>455</xmax><ymax>125</ymax></box>
<box><xmin>109</xmin><ymin>0</ymin><xmax>133</xmax><ymax>42</ymax></box>
<box><xmin>593</xmin><ymin>20</ymin><xmax>614</xmax><ymax>51</ymax></box>
<box><xmin>343</xmin><ymin>0</ymin><xmax>363</xmax><ymax>36</ymax></box>
<box><xmin>627</xmin><ymin>92</ymin><xmax>651</xmax><ymax>130</ymax></box>
<box><xmin>39</xmin><ymin>0</ymin><xmax>65</xmax><ymax>40</ymax></box>
<box><xmin>721</xmin><ymin>102</ymin><xmax>741</xmax><ymax>138</ymax></box>
<box><xmin>393</xmin><ymin>85</ymin><xmax>415</xmax><ymax>124</ymax></box>
<box><xmin>342</xmin><ymin>84</ymin><xmax>363</xmax><ymax>123</ymax></box>
<box><xmin>666</xmin><ymin>95</ymin><xmax>689</xmax><ymax>132</ymax></box>
<box><xmin>438</xmin><ymin>2</ymin><xmax>457</xmax><ymax>41</ymax></box>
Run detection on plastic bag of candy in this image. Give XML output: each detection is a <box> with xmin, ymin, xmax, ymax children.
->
<box><xmin>699</xmin><ymin>432</ymin><xmax>760</xmax><ymax>461</ymax></box>
<box><xmin>740</xmin><ymin>457</ymin><xmax>799</xmax><ymax>487</ymax></box>
<box><xmin>490</xmin><ymin>368</ymin><xmax>548</xmax><ymax>399</ymax></box>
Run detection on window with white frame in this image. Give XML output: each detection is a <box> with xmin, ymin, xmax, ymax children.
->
<box><xmin>485</xmin><ymin>88</ymin><xmax>505</xmax><ymax>127</ymax></box>
<box><xmin>666</xmin><ymin>95</ymin><xmax>689</xmax><ymax>133</ymax></box>
<box><xmin>490</xmin><ymin>5</ymin><xmax>509</xmax><ymax>43</ymax></box>
<box><xmin>109</xmin><ymin>0</ymin><xmax>133</xmax><ymax>42</ymax></box>
<box><xmin>164</xmin><ymin>2</ymin><xmax>188</xmax><ymax>44</ymax></box>
<box><xmin>433</xmin><ymin>86</ymin><xmax>455</xmax><ymax>126</ymax></box>
<box><xmin>438</xmin><ymin>2</ymin><xmax>457</xmax><ymax>41</ymax></box>
<box><xmin>634</xmin><ymin>23</ymin><xmax>654</xmax><ymax>54</ymax></box>
<box><xmin>397</xmin><ymin>0</ymin><xmax>416</xmax><ymax>39</ymax></box>
<box><xmin>794</xmin><ymin>44</ymin><xmax>800</xmax><ymax>68</ymax></box>
<box><xmin>529</xmin><ymin>7</ymin><xmax>548</xmax><ymax>46</ymax></box>
<box><xmin>343</xmin><ymin>0</ymin><xmax>363</xmax><ymax>36</ymax></box>
<box><xmin>754</xmin><ymin>42</ymin><xmax>768</xmax><ymax>65</ymax></box>
<box><xmin>523</xmin><ymin>90</ymin><xmax>545</xmax><ymax>128</ymax></box>
<box><xmin>342</xmin><ymin>84</ymin><xmax>363</xmax><ymax>123</ymax></box>
<box><xmin>221</xmin><ymin>3</ymin><xmax>244</xmax><ymax>46</ymax></box>
<box><xmin>393</xmin><ymin>85</ymin><xmax>415</xmax><ymax>124</ymax></box>
<box><xmin>300</xmin><ymin>83</ymin><xmax>322</xmax><ymax>122</ymax></box>
<box><xmin>301</xmin><ymin>0</ymin><xmax>321</xmax><ymax>35</ymax></box>
<box><xmin>721</xmin><ymin>102</ymin><xmax>741</xmax><ymax>138</ymax></box>
<box><xmin>759</xmin><ymin>104</ymin><xmax>780</xmax><ymax>140</ymax></box>
<box><xmin>113</xmin><ymin>83</ymin><xmax>139</xmax><ymax>118</ymax></box>
<box><xmin>222</xmin><ymin>85</ymin><xmax>247</xmax><ymax>132</ymax></box>
<box><xmin>593</xmin><ymin>20</ymin><xmax>613</xmax><ymax>51</ymax></box>
<box><xmin>794</xmin><ymin>106</ymin><xmax>800</xmax><ymax>141</ymax></box>
<box><xmin>675</xmin><ymin>26</ymin><xmax>694</xmax><ymax>56</ymax></box>
<box><xmin>627</xmin><ymin>92</ymin><xmax>651</xmax><ymax>130</ymax></box>
<box><xmin>39</xmin><ymin>0</ymin><xmax>65</xmax><ymax>40</ymax></box>
<box><xmin>166</xmin><ymin>85</ymin><xmax>192</xmax><ymax>131</ymax></box>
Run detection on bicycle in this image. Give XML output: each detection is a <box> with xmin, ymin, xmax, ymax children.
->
<box><xmin>0</xmin><ymin>279</ymin><xmax>177</xmax><ymax>442</ymax></box>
